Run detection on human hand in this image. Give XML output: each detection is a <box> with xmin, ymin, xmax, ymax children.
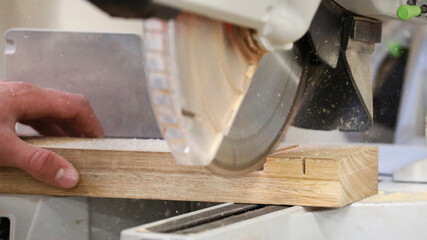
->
<box><xmin>0</xmin><ymin>81</ymin><xmax>104</xmax><ymax>188</ymax></box>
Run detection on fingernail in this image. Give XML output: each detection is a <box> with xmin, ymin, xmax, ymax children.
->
<box><xmin>55</xmin><ymin>168</ymin><xmax>79</xmax><ymax>188</ymax></box>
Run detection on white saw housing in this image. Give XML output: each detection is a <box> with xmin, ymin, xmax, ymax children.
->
<box><xmin>154</xmin><ymin>0</ymin><xmax>321</xmax><ymax>50</ymax></box>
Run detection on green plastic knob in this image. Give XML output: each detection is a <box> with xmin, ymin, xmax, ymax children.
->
<box><xmin>397</xmin><ymin>5</ymin><xmax>421</xmax><ymax>20</ymax></box>
<box><xmin>388</xmin><ymin>41</ymin><xmax>403</xmax><ymax>58</ymax></box>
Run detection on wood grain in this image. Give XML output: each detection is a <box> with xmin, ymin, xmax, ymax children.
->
<box><xmin>0</xmin><ymin>138</ymin><xmax>378</xmax><ymax>207</ymax></box>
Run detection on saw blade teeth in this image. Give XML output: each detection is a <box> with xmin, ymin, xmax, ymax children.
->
<box><xmin>148</xmin><ymin>73</ymin><xmax>169</xmax><ymax>90</ymax></box>
<box><xmin>143</xmin><ymin>19</ymin><xmax>192</xmax><ymax>164</ymax></box>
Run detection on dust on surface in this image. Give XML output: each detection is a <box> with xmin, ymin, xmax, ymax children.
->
<box><xmin>26</xmin><ymin>137</ymin><xmax>170</xmax><ymax>152</ymax></box>
<box><xmin>361</xmin><ymin>190</ymin><xmax>427</xmax><ymax>203</ymax></box>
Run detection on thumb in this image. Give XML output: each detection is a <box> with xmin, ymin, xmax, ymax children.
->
<box><xmin>2</xmin><ymin>135</ymin><xmax>79</xmax><ymax>189</ymax></box>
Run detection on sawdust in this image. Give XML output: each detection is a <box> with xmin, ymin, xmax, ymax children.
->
<box><xmin>25</xmin><ymin>137</ymin><xmax>170</xmax><ymax>152</ymax></box>
<box><xmin>361</xmin><ymin>191</ymin><xmax>427</xmax><ymax>203</ymax></box>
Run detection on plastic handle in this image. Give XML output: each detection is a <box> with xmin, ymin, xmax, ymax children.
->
<box><xmin>397</xmin><ymin>5</ymin><xmax>421</xmax><ymax>20</ymax></box>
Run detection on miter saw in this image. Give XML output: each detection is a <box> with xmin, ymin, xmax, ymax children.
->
<box><xmin>4</xmin><ymin>1</ymin><xmax>427</xmax><ymax>240</ymax></box>
<box><xmin>88</xmin><ymin>0</ymin><xmax>427</xmax><ymax>175</ymax></box>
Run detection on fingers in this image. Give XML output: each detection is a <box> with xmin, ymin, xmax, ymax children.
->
<box><xmin>0</xmin><ymin>130</ymin><xmax>79</xmax><ymax>188</ymax></box>
<box><xmin>0</xmin><ymin>82</ymin><xmax>102</xmax><ymax>189</ymax></box>
<box><xmin>57</xmin><ymin>120</ymin><xmax>92</xmax><ymax>137</ymax></box>
<box><xmin>21</xmin><ymin>119</ymin><xmax>69</xmax><ymax>137</ymax></box>
<box><xmin>6</xmin><ymin>82</ymin><xmax>104</xmax><ymax>138</ymax></box>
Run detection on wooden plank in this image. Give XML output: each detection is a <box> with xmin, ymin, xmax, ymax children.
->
<box><xmin>0</xmin><ymin>138</ymin><xmax>378</xmax><ymax>207</ymax></box>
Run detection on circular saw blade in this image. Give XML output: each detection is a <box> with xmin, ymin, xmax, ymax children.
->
<box><xmin>210</xmin><ymin>49</ymin><xmax>304</xmax><ymax>176</ymax></box>
<box><xmin>143</xmin><ymin>13</ymin><xmax>303</xmax><ymax>175</ymax></box>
